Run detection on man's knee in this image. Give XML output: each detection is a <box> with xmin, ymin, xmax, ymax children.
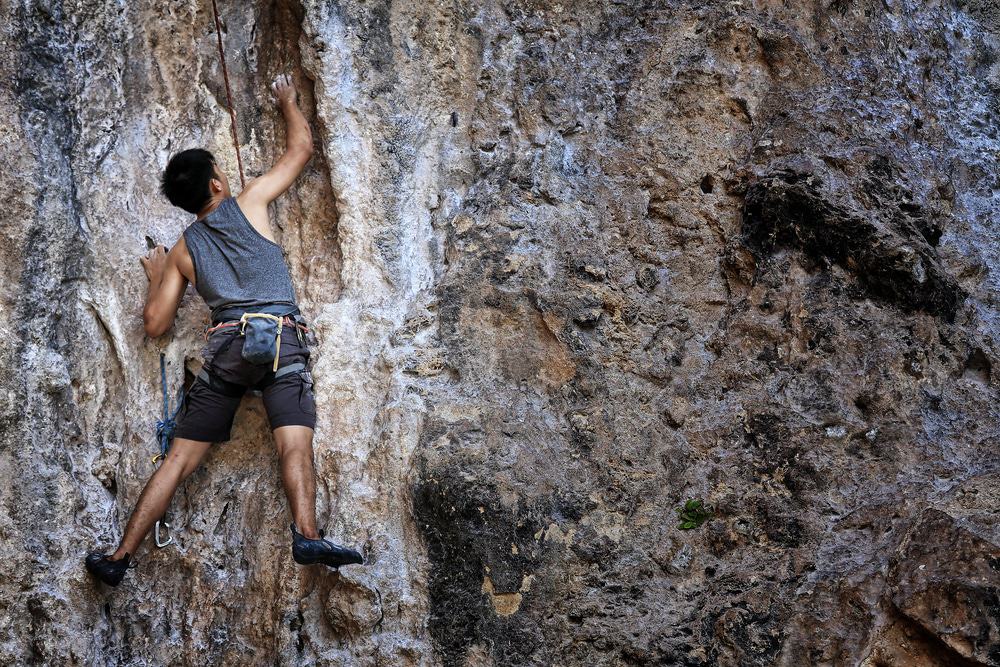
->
<box><xmin>161</xmin><ymin>440</ymin><xmax>211</xmax><ymax>480</ymax></box>
<box><xmin>274</xmin><ymin>426</ymin><xmax>314</xmax><ymax>459</ymax></box>
<box><xmin>277</xmin><ymin>439</ymin><xmax>314</xmax><ymax>461</ymax></box>
<box><xmin>158</xmin><ymin>455</ymin><xmax>196</xmax><ymax>482</ymax></box>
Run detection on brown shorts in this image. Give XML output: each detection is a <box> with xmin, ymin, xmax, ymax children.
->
<box><xmin>172</xmin><ymin>326</ymin><xmax>316</xmax><ymax>443</ymax></box>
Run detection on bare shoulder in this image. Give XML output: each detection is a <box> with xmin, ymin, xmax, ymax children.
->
<box><xmin>235</xmin><ymin>188</ymin><xmax>278</xmax><ymax>243</ymax></box>
<box><xmin>170</xmin><ymin>234</ymin><xmax>196</xmax><ymax>286</ymax></box>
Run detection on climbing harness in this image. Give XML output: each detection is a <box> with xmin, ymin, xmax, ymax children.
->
<box><xmin>211</xmin><ymin>0</ymin><xmax>246</xmax><ymax>188</ymax></box>
<box><xmin>206</xmin><ymin>309</ymin><xmax>309</xmax><ymax>372</ymax></box>
<box><xmin>196</xmin><ymin>310</ymin><xmax>311</xmax><ymax>395</ymax></box>
<box><xmin>205</xmin><ymin>314</ymin><xmax>307</xmax><ymax>344</ymax></box>
<box><xmin>152</xmin><ymin>352</ymin><xmax>184</xmax><ymax>548</ymax></box>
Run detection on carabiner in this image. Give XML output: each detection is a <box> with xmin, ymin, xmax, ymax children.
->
<box><xmin>155</xmin><ymin>518</ymin><xmax>172</xmax><ymax>548</ymax></box>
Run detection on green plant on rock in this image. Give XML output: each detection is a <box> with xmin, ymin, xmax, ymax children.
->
<box><xmin>677</xmin><ymin>498</ymin><xmax>712</xmax><ymax>530</ymax></box>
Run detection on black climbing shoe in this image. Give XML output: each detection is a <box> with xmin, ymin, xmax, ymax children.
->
<box><xmin>290</xmin><ymin>523</ymin><xmax>364</xmax><ymax>569</ymax></box>
<box><xmin>85</xmin><ymin>551</ymin><xmax>137</xmax><ymax>587</ymax></box>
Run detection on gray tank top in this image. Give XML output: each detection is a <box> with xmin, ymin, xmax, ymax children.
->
<box><xmin>182</xmin><ymin>195</ymin><xmax>298</xmax><ymax>323</ymax></box>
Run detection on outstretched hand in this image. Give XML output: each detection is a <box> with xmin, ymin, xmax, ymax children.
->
<box><xmin>246</xmin><ymin>71</ymin><xmax>313</xmax><ymax>207</ymax></box>
<box><xmin>270</xmin><ymin>73</ymin><xmax>297</xmax><ymax>107</ymax></box>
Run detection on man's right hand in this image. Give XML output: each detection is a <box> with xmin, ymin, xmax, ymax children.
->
<box><xmin>140</xmin><ymin>245</ymin><xmax>168</xmax><ymax>283</ymax></box>
<box><xmin>270</xmin><ymin>73</ymin><xmax>297</xmax><ymax>107</ymax></box>
<box><xmin>142</xmin><ymin>242</ymin><xmax>189</xmax><ymax>338</ymax></box>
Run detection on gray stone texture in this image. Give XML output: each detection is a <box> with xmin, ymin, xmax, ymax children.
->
<box><xmin>0</xmin><ymin>0</ymin><xmax>997</xmax><ymax>665</ymax></box>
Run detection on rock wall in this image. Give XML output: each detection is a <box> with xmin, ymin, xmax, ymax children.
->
<box><xmin>1</xmin><ymin>1</ymin><xmax>997</xmax><ymax>665</ymax></box>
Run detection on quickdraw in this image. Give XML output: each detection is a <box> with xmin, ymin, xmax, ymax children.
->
<box><xmin>151</xmin><ymin>352</ymin><xmax>184</xmax><ymax>548</ymax></box>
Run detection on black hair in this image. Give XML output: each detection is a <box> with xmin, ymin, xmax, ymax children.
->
<box><xmin>160</xmin><ymin>148</ymin><xmax>218</xmax><ymax>214</ymax></box>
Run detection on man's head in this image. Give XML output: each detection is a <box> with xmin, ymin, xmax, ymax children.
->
<box><xmin>160</xmin><ymin>148</ymin><xmax>231</xmax><ymax>214</ymax></box>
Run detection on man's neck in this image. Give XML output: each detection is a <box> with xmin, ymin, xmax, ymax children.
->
<box><xmin>195</xmin><ymin>195</ymin><xmax>228</xmax><ymax>221</ymax></box>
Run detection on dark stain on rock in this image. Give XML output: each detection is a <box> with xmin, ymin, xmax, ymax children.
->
<box><xmin>741</xmin><ymin>163</ymin><xmax>964</xmax><ymax>320</ymax></box>
<box><xmin>412</xmin><ymin>446</ymin><xmax>547</xmax><ymax>666</ymax></box>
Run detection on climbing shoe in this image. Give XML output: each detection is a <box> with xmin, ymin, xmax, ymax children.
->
<box><xmin>290</xmin><ymin>523</ymin><xmax>364</xmax><ymax>569</ymax></box>
<box><xmin>84</xmin><ymin>552</ymin><xmax>137</xmax><ymax>587</ymax></box>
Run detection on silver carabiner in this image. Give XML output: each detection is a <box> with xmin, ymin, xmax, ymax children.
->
<box><xmin>155</xmin><ymin>519</ymin><xmax>172</xmax><ymax>548</ymax></box>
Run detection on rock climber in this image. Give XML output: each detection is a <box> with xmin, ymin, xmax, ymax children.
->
<box><xmin>85</xmin><ymin>74</ymin><xmax>363</xmax><ymax>586</ymax></box>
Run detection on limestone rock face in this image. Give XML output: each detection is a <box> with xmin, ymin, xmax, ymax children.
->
<box><xmin>1</xmin><ymin>1</ymin><xmax>997</xmax><ymax>665</ymax></box>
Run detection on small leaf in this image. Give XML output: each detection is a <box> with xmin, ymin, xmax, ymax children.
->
<box><xmin>675</xmin><ymin>496</ymin><xmax>713</xmax><ymax>530</ymax></box>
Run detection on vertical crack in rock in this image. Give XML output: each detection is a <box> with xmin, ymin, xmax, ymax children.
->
<box><xmin>254</xmin><ymin>0</ymin><xmax>344</xmax><ymax>307</ymax></box>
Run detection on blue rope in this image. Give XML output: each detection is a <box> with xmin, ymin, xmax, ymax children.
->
<box><xmin>154</xmin><ymin>352</ymin><xmax>185</xmax><ymax>461</ymax></box>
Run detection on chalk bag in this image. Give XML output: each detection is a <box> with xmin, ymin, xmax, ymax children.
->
<box><xmin>240</xmin><ymin>312</ymin><xmax>284</xmax><ymax>371</ymax></box>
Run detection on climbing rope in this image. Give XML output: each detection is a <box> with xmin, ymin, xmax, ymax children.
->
<box><xmin>211</xmin><ymin>0</ymin><xmax>246</xmax><ymax>188</ymax></box>
<box><xmin>152</xmin><ymin>352</ymin><xmax>185</xmax><ymax>547</ymax></box>
<box><xmin>153</xmin><ymin>352</ymin><xmax>184</xmax><ymax>464</ymax></box>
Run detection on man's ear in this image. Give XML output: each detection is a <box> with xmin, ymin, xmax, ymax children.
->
<box><xmin>209</xmin><ymin>176</ymin><xmax>223</xmax><ymax>194</ymax></box>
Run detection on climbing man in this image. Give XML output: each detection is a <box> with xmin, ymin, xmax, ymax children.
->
<box><xmin>85</xmin><ymin>73</ymin><xmax>363</xmax><ymax>586</ymax></box>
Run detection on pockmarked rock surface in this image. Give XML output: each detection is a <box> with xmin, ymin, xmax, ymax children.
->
<box><xmin>1</xmin><ymin>1</ymin><xmax>997</xmax><ymax>665</ymax></box>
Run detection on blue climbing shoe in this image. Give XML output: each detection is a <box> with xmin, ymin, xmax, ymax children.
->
<box><xmin>85</xmin><ymin>551</ymin><xmax>137</xmax><ymax>587</ymax></box>
<box><xmin>290</xmin><ymin>523</ymin><xmax>363</xmax><ymax>569</ymax></box>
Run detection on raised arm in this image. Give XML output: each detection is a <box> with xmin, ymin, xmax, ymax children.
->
<box><xmin>239</xmin><ymin>73</ymin><xmax>314</xmax><ymax>211</ymax></box>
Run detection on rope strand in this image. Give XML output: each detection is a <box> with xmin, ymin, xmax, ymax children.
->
<box><xmin>211</xmin><ymin>0</ymin><xmax>246</xmax><ymax>188</ymax></box>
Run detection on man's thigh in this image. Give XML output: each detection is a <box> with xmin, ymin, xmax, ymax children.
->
<box><xmin>261</xmin><ymin>362</ymin><xmax>316</xmax><ymax>432</ymax></box>
<box><xmin>173</xmin><ymin>377</ymin><xmax>245</xmax><ymax>443</ymax></box>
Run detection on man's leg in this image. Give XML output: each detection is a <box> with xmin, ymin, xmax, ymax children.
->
<box><xmin>264</xmin><ymin>366</ymin><xmax>363</xmax><ymax>567</ymax></box>
<box><xmin>273</xmin><ymin>425</ymin><xmax>321</xmax><ymax>540</ymax></box>
<box><xmin>108</xmin><ymin>437</ymin><xmax>213</xmax><ymax>559</ymax></box>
